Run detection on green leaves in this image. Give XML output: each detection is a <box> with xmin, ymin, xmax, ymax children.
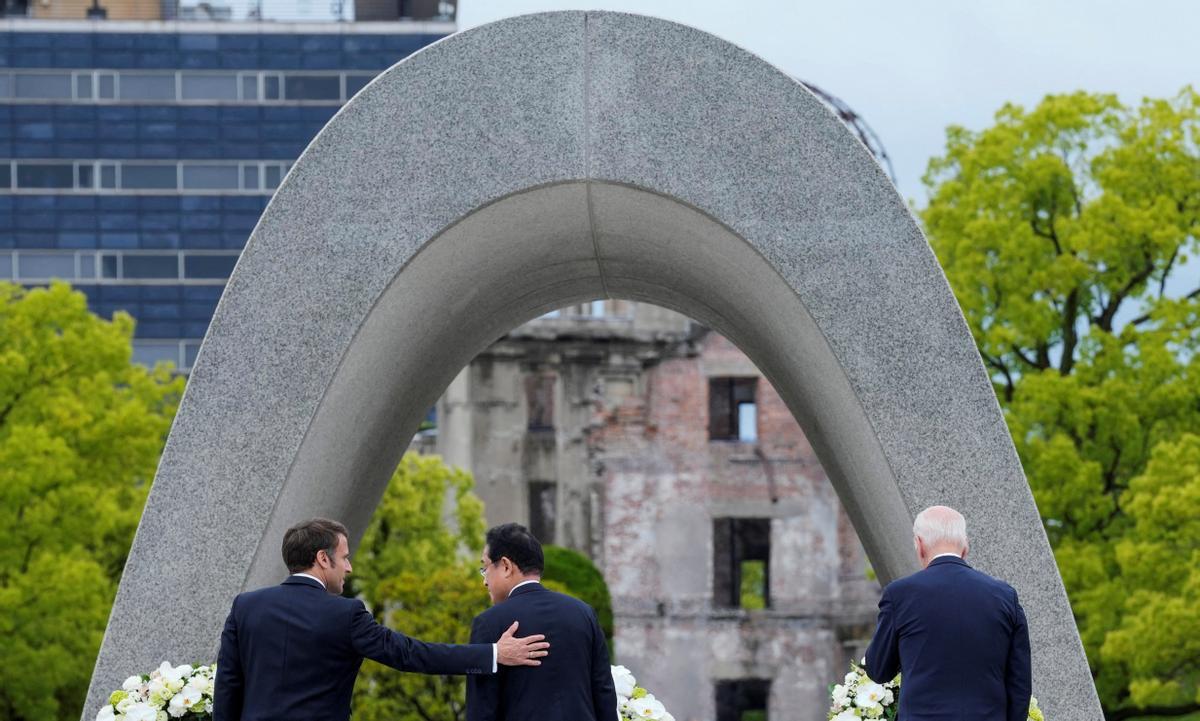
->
<box><xmin>0</xmin><ymin>281</ymin><xmax>183</xmax><ymax>721</ymax></box>
<box><xmin>923</xmin><ymin>88</ymin><xmax>1200</xmax><ymax>717</ymax></box>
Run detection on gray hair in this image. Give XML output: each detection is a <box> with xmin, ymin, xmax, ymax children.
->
<box><xmin>912</xmin><ymin>506</ymin><xmax>968</xmax><ymax>549</ymax></box>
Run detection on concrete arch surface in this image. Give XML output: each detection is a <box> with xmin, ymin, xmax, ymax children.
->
<box><xmin>86</xmin><ymin>11</ymin><xmax>1101</xmax><ymax>719</ymax></box>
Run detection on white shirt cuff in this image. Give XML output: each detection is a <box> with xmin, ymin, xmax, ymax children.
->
<box><xmin>492</xmin><ymin>643</ymin><xmax>498</xmax><ymax>673</ymax></box>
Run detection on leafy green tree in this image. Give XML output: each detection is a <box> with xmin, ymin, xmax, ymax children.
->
<box><xmin>922</xmin><ymin>87</ymin><xmax>1200</xmax><ymax>719</ymax></box>
<box><xmin>351</xmin><ymin>453</ymin><xmax>488</xmax><ymax>721</ymax></box>
<box><xmin>541</xmin><ymin>545</ymin><xmax>615</xmax><ymax>658</ymax></box>
<box><xmin>0</xmin><ymin>282</ymin><xmax>183</xmax><ymax>721</ymax></box>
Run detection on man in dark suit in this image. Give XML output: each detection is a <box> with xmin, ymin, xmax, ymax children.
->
<box><xmin>214</xmin><ymin>517</ymin><xmax>550</xmax><ymax>721</ymax></box>
<box><xmin>865</xmin><ymin>506</ymin><xmax>1032</xmax><ymax>721</ymax></box>
<box><xmin>467</xmin><ymin>523</ymin><xmax>617</xmax><ymax>721</ymax></box>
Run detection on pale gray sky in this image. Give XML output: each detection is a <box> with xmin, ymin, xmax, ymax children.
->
<box><xmin>459</xmin><ymin>0</ymin><xmax>1198</xmax><ymax>205</ymax></box>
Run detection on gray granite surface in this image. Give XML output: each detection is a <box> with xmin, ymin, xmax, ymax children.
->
<box><xmin>84</xmin><ymin>12</ymin><xmax>1102</xmax><ymax>720</ymax></box>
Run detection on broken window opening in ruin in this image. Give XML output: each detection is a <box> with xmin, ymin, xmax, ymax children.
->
<box><xmin>528</xmin><ymin>480</ymin><xmax>557</xmax><ymax>544</ymax></box>
<box><xmin>709</xmin><ymin>377</ymin><xmax>757</xmax><ymax>441</ymax></box>
<box><xmin>713</xmin><ymin>517</ymin><xmax>771</xmax><ymax>609</ymax></box>
<box><xmin>715</xmin><ymin>678</ymin><xmax>770</xmax><ymax>721</ymax></box>
<box><xmin>525</xmin><ymin>373</ymin><xmax>556</xmax><ymax>431</ymax></box>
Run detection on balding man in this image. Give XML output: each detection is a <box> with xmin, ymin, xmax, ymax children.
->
<box><xmin>865</xmin><ymin>506</ymin><xmax>1032</xmax><ymax>721</ymax></box>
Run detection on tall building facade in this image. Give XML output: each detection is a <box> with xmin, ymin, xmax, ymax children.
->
<box><xmin>1</xmin><ymin>16</ymin><xmax>453</xmax><ymax>370</ymax></box>
<box><xmin>436</xmin><ymin>302</ymin><xmax>881</xmax><ymax>721</ymax></box>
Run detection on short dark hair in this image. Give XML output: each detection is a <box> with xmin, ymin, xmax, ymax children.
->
<box><xmin>485</xmin><ymin>523</ymin><xmax>544</xmax><ymax>575</ymax></box>
<box><xmin>282</xmin><ymin>518</ymin><xmax>348</xmax><ymax>573</ymax></box>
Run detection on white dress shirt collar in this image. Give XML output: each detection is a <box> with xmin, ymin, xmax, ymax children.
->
<box><xmin>292</xmin><ymin>572</ymin><xmax>326</xmax><ymax>588</ymax></box>
<box><xmin>507</xmin><ymin>579</ymin><xmax>541</xmax><ymax>598</ymax></box>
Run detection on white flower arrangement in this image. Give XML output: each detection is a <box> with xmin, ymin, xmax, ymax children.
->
<box><xmin>612</xmin><ymin>665</ymin><xmax>676</xmax><ymax>721</ymax></box>
<box><xmin>828</xmin><ymin>659</ymin><xmax>1046</xmax><ymax>721</ymax></box>
<box><xmin>96</xmin><ymin>662</ymin><xmax>216</xmax><ymax>721</ymax></box>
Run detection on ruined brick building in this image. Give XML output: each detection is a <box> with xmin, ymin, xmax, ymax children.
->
<box><xmin>431</xmin><ymin>300</ymin><xmax>881</xmax><ymax>721</ymax></box>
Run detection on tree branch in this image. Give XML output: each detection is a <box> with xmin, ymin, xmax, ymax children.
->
<box><xmin>1060</xmin><ymin>288</ymin><xmax>1080</xmax><ymax>375</ymax></box>
<box><xmin>1094</xmin><ymin>254</ymin><xmax>1156</xmax><ymax>333</ymax></box>
<box><xmin>1129</xmin><ymin>285</ymin><xmax>1200</xmax><ymax>327</ymax></box>
<box><xmin>1010</xmin><ymin>344</ymin><xmax>1046</xmax><ymax>371</ymax></box>
<box><xmin>982</xmin><ymin>352</ymin><xmax>1015</xmax><ymax>403</ymax></box>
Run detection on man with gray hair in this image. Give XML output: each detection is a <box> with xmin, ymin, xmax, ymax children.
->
<box><xmin>865</xmin><ymin>506</ymin><xmax>1032</xmax><ymax>721</ymax></box>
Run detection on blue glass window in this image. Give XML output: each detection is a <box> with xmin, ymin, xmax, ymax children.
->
<box><xmin>14</xmin><ymin>73</ymin><xmax>72</xmax><ymax>99</ymax></box>
<box><xmin>101</xmin><ymin>255</ymin><xmax>119</xmax><ymax>278</ymax></box>
<box><xmin>123</xmin><ymin>254</ymin><xmax>179</xmax><ymax>279</ymax></box>
<box><xmin>18</xmin><ymin>253</ymin><xmax>75</xmax><ymax>280</ymax></box>
<box><xmin>345</xmin><ymin>74</ymin><xmax>375</xmax><ymax>98</ymax></box>
<box><xmin>182</xmin><ymin>74</ymin><xmax>239</xmax><ymax>100</ymax></box>
<box><xmin>122</xmin><ymin>165</ymin><xmax>177</xmax><ymax>190</ymax></box>
<box><xmin>184</xmin><ymin>254</ymin><xmax>237</xmax><ymax>279</ymax></box>
<box><xmin>98</xmin><ymin>74</ymin><xmax>116</xmax><ymax>100</ymax></box>
<box><xmin>121</xmin><ymin>74</ymin><xmax>176</xmax><ymax>100</ymax></box>
<box><xmin>16</xmin><ymin>164</ymin><xmax>74</xmax><ymax>189</ymax></box>
<box><xmin>0</xmin><ymin>254</ymin><xmax>12</xmax><ymax>279</ymax></box>
<box><xmin>285</xmin><ymin>75</ymin><xmax>340</xmax><ymax>101</ymax></box>
<box><xmin>76</xmin><ymin>74</ymin><xmax>93</xmax><ymax>100</ymax></box>
<box><xmin>182</xmin><ymin>164</ymin><xmax>240</xmax><ymax>190</ymax></box>
<box><xmin>132</xmin><ymin>341</ymin><xmax>180</xmax><ymax>368</ymax></box>
<box><xmin>0</xmin><ymin>164</ymin><xmax>10</xmax><ymax>189</ymax></box>
<box><xmin>241</xmin><ymin>75</ymin><xmax>259</xmax><ymax>101</ymax></box>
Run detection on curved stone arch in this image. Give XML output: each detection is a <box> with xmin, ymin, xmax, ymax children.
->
<box><xmin>86</xmin><ymin>11</ymin><xmax>1100</xmax><ymax>719</ymax></box>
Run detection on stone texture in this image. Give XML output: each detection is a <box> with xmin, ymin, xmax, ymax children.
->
<box><xmin>85</xmin><ymin>11</ymin><xmax>1102</xmax><ymax>721</ymax></box>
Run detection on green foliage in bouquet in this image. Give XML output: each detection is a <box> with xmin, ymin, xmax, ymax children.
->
<box><xmin>541</xmin><ymin>545</ymin><xmax>615</xmax><ymax>658</ymax></box>
<box><xmin>921</xmin><ymin>87</ymin><xmax>1200</xmax><ymax>719</ymax></box>
<box><xmin>350</xmin><ymin>453</ymin><xmax>488</xmax><ymax>721</ymax></box>
<box><xmin>0</xmin><ymin>282</ymin><xmax>183</xmax><ymax>721</ymax></box>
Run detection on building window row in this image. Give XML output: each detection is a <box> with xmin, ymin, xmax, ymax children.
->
<box><xmin>0</xmin><ymin>160</ymin><xmax>291</xmax><ymax>194</ymax></box>
<box><xmin>0</xmin><ymin>69</ymin><xmax>378</xmax><ymax>104</ymax></box>
<box><xmin>132</xmin><ymin>339</ymin><xmax>203</xmax><ymax>372</ymax></box>
<box><xmin>1</xmin><ymin>250</ymin><xmax>238</xmax><ymax>284</ymax></box>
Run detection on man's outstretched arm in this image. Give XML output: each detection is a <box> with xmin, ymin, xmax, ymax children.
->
<box><xmin>466</xmin><ymin>614</ymin><xmax>502</xmax><ymax>721</ymax></box>
<box><xmin>350</xmin><ymin>602</ymin><xmax>549</xmax><ymax>675</ymax></box>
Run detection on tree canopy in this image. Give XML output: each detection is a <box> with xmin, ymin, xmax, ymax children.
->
<box><xmin>922</xmin><ymin>87</ymin><xmax>1200</xmax><ymax>719</ymax></box>
<box><xmin>0</xmin><ymin>282</ymin><xmax>183</xmax><ymax>721</ymax></box>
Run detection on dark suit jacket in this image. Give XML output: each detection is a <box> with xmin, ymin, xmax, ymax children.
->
<box><xmin>865</xmin><ymin>556</ymin><xmax>1032</xmax><ymax>721</ymax></box>
<box><xmin>467</xmin><ymin>582</ymin><xmax>616</xmax><ymax>721</ymax></box>
<box><xmin>214</xmin><ymin>575</ymin><xmax>493</xmax><ymax>721</ymax></box>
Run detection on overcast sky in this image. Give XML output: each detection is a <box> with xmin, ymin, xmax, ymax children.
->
<box><xmin>459</xmin><ymin>0</ymin><xmax>1198</xmax><ymax>205</ymax></box>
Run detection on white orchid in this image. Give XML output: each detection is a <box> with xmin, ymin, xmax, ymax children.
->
<box><xmin>123</xmin><ymin>703</ymin><xmax>159</xmax><ymax>721</ymax></box>
<box><xmin>831</xmin><ymin>683</ymin><xmax>849</xmax><ymax>707</ymax></box>
<box><xmin>628</xmin><ymin>694</ymin><xmax>667</xmax><ymax>719</ymax></box>
<box><xmin>832</xmin><ymin>710</ymin><xmax>860</xmax><ymax>721</ymax></box>
<box><xmin>95</xmin><ymin>705</ymin><xmax>116</xmax><ymax>721</ymax></box>
<box><xmin>611</xmin><ymin>665</ymin><xmax>637</xmax><ymax>698</ymax></box>
<box><xmin>854</xmin><ymin>682</ymin><xmax>887</xmax><ymax>710</ymax></box>
<box><xmin>167</xmin><ymin>686</ymin><xmax>204</xmax><ymax>718</ymax></box>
